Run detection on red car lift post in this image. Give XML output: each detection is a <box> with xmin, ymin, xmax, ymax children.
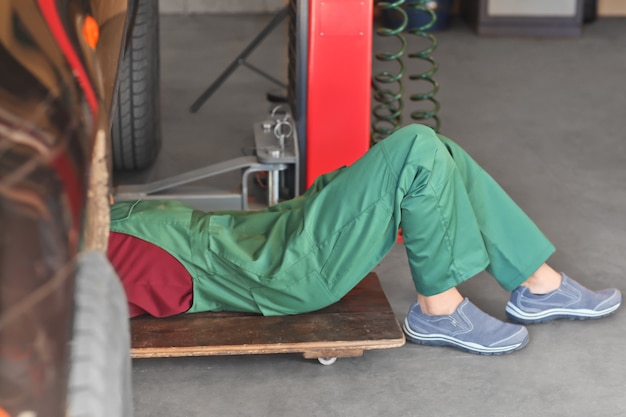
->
<box><xmin>305</xmin><ymin>0</ymin><xmax>373</xmax><ymax>186</ymax></box>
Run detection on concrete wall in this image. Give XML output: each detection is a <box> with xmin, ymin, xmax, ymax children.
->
<box><xmin>159</xmin><ymin>0</ymin><xmax>287</xmax><ymax>14</ymax></box>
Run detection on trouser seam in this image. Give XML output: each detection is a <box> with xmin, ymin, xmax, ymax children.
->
<box><xmin>426</xmin><ymin>174</ymin><xmax>464</xmax><ymax>284</ymax></box>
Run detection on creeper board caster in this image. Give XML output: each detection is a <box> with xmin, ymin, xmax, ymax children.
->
<box><xmin>130</xmin><ymin>273</ymin><xmax>405</xmax><ymax>364</ymax></box>
<box><xmin>317</xmin><ymin>357</ymin><xmax>337</xmax><ymax>366</ymax></box>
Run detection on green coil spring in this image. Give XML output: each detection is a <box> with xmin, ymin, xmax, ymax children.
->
<box><xmin>371</xmin><ymin>0</ymin><xmax>408</xmax><ymax>144</ymax></box>
<box><xmin>406</xmin><ymin>0</ymin><xmax>440</xmax><ymax>131</ymax></box>
<box><xmin>371</xmin><ymin>0</ymin><xmax>440</xmax><ymax>144</ymax></box>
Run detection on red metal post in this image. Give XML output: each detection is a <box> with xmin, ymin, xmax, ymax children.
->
<box><xmin>306</xmin><ymin>0</ymin><xmax>373</xmax><ymax>186</ymax></box>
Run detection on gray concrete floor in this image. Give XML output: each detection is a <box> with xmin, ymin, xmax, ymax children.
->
<box><xmin>127</xmin><ymin>14</ymin><xmax>626</xmax><ymax>417</ymax></box>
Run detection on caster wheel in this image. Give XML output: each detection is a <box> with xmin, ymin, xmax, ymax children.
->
<box><xmin>317</xmin><ymin>357</ymin><xmax>337</xmax><ymax>366</ymax></box>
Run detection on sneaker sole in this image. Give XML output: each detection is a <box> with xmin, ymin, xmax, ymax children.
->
<box><xmin>402</xmin><ymin>319</ymin><xmax>529</xmax><ymax>356</ymax></box>
<box><xmin>505</xmin><ymin>301</ymin><xmax>622</xmax><ymax>324</ymax></box>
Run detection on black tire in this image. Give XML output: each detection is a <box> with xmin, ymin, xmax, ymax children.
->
<box><xmin>68</xmin><ymin>251</ymin><xmax>133</xmax><ymax>417</ymax></box>
<box><xmin>111</xmin><ymin>0</ymin><xmax>162</xmax><ymax>171</ymax></box>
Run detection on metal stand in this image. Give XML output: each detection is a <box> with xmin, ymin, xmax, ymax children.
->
<box><xmin>114</xmin><ymin>108</ymin><xmax>299</xmax><ymax>211</ymax></box>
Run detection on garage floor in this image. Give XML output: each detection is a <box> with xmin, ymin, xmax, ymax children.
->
<box><xmin>122</xmin><ymin>13</ymin><xmax>626</xmax><ymax>417</ymax></box>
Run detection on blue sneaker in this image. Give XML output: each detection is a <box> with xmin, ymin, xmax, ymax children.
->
<box><xmin>506</xmin><ymin>273</ymin><xmax>622</xmax><ymax>324</ymax></box>
<box><xmin>403</xmin><ymin>298</ymin><xmax>529</xmax><ymax>355</ymax></box>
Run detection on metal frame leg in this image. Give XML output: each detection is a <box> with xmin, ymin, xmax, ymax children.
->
<box><xmin>241</xmin><ymin>165</ymin><xmax>287</xmax><ymax>210</ymax></box>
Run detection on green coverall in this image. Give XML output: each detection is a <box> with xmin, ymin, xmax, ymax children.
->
<box><xmin>110</xmin><ymin>125</ymin><xmax>555</xmax><ymax>316</ymax></box>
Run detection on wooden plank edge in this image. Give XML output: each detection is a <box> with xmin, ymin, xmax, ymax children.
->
<box><xmin>131</xmin><ymin>311</ymin><xmax>405</xmax><ymax>349</ymax></box>
<box><xmin>131</xmin><ymin>336</ymin><xmax>406</xmax><ymax>359</ymax></box>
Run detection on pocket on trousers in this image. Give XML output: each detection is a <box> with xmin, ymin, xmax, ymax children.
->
<box><xmin>250</xmin><ymin>270</ymin><xmax>337</xmax><ymax>316</ymax></box>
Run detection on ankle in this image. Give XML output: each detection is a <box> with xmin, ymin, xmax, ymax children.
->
<box><xmin>521</xmin><ymin>264</ymin><xmax>562</xmax><ymax>295</ymax></box>
<box><xmin>417</xmin><ymin>289</ymin><xmax>464</xmax><ymax>316</ymax></box>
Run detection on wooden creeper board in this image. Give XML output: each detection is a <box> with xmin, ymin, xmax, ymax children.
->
<box><xmin>130</xmin><ymin>272</ymin><xmax>405</xmax><ymax>364</ymax></box>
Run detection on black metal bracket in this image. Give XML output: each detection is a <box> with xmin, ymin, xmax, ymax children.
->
<box><xmin>189</xmin><ymin>6</ymin><xmax>289</xmax><ymax>113</ymax></box>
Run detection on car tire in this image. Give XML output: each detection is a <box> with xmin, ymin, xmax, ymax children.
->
<box><xmin>67</xmin><ymin>251</ymin><xmax>133</xmax><ymax>417</ymax></box>
<box><xmin>111</xmin><ymin>0</ymin><xmax>161</xmax><ymax>171</ymax></box>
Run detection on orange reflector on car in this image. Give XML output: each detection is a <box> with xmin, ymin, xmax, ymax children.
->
<box><xmin>82</xmin><ymin>15</ymin><xmax>99</xmax><ymax>48</ymax></box>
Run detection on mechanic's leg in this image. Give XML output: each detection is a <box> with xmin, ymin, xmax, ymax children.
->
<box><xmin>435</xmin><ymin>135</ymin><xmax>621</xmax><ymax>326</ymax></box>
<box><xmin>412</xmin><ymin>134</ymin><xmax>556</xmax><ymax>316</ymax></box>
<box><xmin>299</xmin><ymin>124</ymin><xmax>491</xmax><ymax>300</ymax></box>
<box><xmin>437</xmin><ymin>134</ymin><xmax>555</xmax><ymax>291</ymax></box>
<box><xmin>306</xmin><ymin>124</ymin><xmax>558</xmax><ymax>299</ymax></box>
<box><xmin>302</xmin><ymin>125</ymin><xmax>529</xmax><ymax>354</ymax></box>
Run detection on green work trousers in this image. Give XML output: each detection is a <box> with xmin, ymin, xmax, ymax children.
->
<box><xmin>110</xmin><ymin>124</ymin><xmax>555</xmax><ymax>316</ymax></box>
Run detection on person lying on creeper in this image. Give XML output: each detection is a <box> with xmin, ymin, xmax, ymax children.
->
<box><xmin>107</xmin><ymin>124</ymin><xmax>622</xmax><ymax>355</ymax></box>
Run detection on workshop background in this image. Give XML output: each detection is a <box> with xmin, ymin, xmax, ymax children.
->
<box><xmin>125</xmin><ymin>1</ymin><xmax>626</xmax><ymax>416</ymax></box>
